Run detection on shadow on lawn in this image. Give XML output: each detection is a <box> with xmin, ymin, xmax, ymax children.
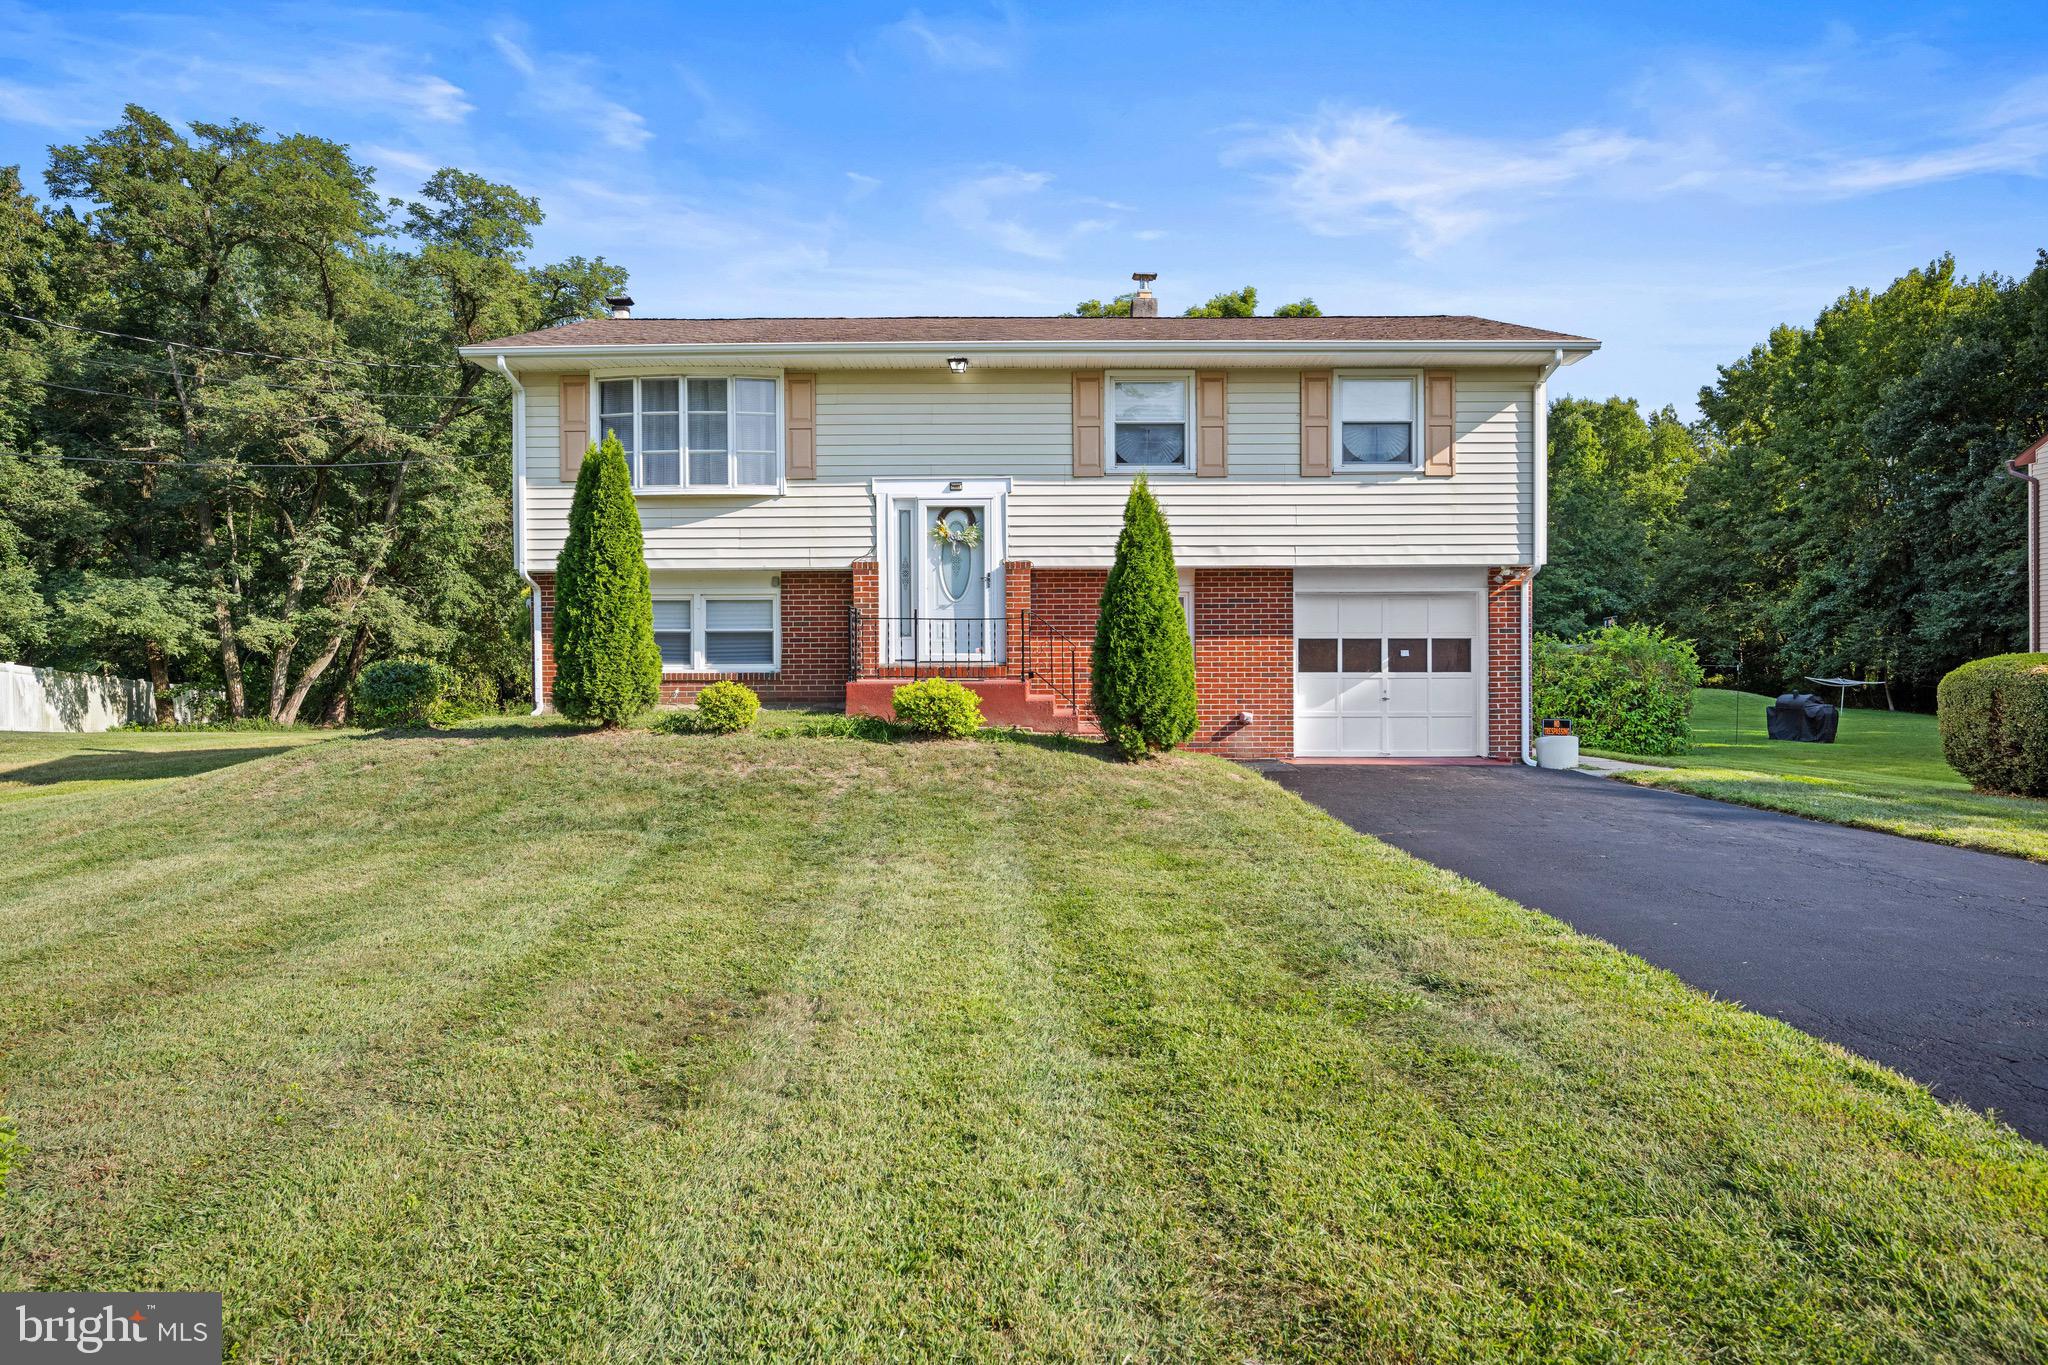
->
<box><xmin>350</xmin><ymin>722</ymin><xmax>593</xmax><ymax>741</ymax></box>
<box><xmin>0</xmin><ymin>746</ymin><xmax>297</xmax><ymax>787</ymax></box>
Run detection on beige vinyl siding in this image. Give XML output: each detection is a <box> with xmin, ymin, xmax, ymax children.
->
<box><xmin>520</xmin><ymin>367</ymin><xmax>1534</xmax><ymax>571</ymax></box>
<box><xmin>815</xmin><ymin>370</ymin><xmax>1073</xmax><ymax>478</ymax></box>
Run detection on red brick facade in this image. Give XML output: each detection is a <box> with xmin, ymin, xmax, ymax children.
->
<box><xmin>531</xmin><ymin>569</ymin><xmax>848</xmax><ymax>706</ymax></box>
<box><xmin>532</xmin><ymin>558</ymin><xmax>1527</xmax><ymax>763</ymax></box>
<box><xmin>1486</xmin><ymin>566</ymin><xmax>1530</xmax><ymax>762</ymax></box>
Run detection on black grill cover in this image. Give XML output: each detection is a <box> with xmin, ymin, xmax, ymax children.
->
<box><xmin>1766</xmin><ymin>693</ymin><xmax>1838</xmax><ymax>743</ymax></box>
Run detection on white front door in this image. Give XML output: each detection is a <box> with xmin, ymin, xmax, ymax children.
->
<box><xmin>1294</xmin><ymin>592</ymin><xmax>1481</xmax><ymax>756</ymax></box>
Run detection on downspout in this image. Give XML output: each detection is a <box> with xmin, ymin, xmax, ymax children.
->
<box><xmin>497</xmin><ymin>354</ymin><xmax>545</xmax><ymax>715</ymax></box>
<box><xmin>1523</xmin><ymin>348</ymin><xmax>1563</xmax><ymax>765</ymax></box>
<box><xmin>2001</xmin><ymin>454</ymin><xmax>2040</xmax><ymax>650</ymax></box>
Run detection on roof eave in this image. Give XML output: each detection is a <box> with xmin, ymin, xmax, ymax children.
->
<box><xmin>460</xmin><ymin>336</ymin><xmax>1600</xmax><ymax>361</ymax></box>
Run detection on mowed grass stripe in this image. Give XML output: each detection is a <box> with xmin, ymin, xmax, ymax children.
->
<box><xmin>0</xmin><ymin>721</ymin><xmax>2044</xmax><ymax>1362</ymax></box>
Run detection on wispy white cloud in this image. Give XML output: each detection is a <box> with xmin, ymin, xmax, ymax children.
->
<box><xmin>880</xmin><ymin>6</ymin><xmax>1021</xmax><ymax>71</ymax></box>
<box><xmin>929</xmin><ymin>166</ymin><xmax>1116</xmax><ymax>260</ymax></box>
<box><xmin>845</xmin><ymin>171</ymin><xmax>882</xmax><ymax>199</ymax></box>
<box><xmin>490</xmin><ymin>26</ymin><xmax>650</xmax><ymax>151</ymax></box>
<box><xmin>1229</xmin><ymin>107</ymin><xmax>1642</xmax><ymax>254</ymax></box>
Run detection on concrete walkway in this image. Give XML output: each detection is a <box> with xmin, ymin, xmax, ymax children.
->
<box><xmin>1263</xmin><ymin>762</ymin><xmax>2048</xmax><ymax>1144</ymax></box>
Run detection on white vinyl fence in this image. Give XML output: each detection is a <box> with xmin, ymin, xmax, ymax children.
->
<box><xmin>0</xmin><ymin>662</ymin><xmax>209</xmax><ymax>732</ymax></box>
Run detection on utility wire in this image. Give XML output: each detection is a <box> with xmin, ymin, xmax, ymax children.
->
<box><xmin>38</xmin><ymin>349</ymin><xmax>489</xmax><ymax>400</ymax></box>
<box><xmin>2</xmin><ymin>310</ymin><xmax>475</xmax><ymax>370</ymax></box>
<box><xmin>4</xmin><ymin>447</ymin><xmax>504</xmax><ymax>470</ymax></box>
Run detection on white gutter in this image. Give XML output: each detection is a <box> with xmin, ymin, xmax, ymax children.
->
<box><xmin>496</xmin><ymin>354</ymin><xmax>545</xmax><ymax>716</ymax></box>
<box><xmin>1523</xmin><ymin>348</ymin><xmax>1563</xmax><ymax>766</ymax></box>
<box><xmin>459</xmin><ymin>337</ymin><xmax>1601</xmax><ymax>362</ymax></box>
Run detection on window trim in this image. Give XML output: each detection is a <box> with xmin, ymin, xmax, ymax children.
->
<box><xmin>650</xmin><ymin>588</ymin><xmax>781</xmax><ymax>674</ymax></box>
<box><xmin>590</xmin><ymin>370</ymin><xmax>785</xmax><ymax>495</ymax></box>
<box><xmin>1333</xmin><ymin>370</ymin><xmax>1425</xmax><ymax>474</ymax></box>
<box><xmin>1106</xmin><ymin>370</ymin><xmax>1195</xmax><ymax>475</ymax></box>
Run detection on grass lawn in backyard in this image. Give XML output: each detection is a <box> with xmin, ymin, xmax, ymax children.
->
<box><xmin>1</xmin><ymin>717</ymin><xmax>2044</xmax><ymax>1361</ymax></box>
<box><xmin>1594</xmin><ymin>687</ymin><xmax>2048</xmax><ymax>862</ymax></box>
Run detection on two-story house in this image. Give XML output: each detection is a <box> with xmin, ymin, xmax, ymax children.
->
<box><xmin>461</xmin><ymin>281</ymin><xmax>1597</xmax><ymax>761</ymax></box>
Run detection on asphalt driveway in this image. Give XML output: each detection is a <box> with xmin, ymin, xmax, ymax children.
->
<box><xmin>1263</xmin><ymin>762</ymin><xmax>2048</xmax><ymax>1145</ymax></box>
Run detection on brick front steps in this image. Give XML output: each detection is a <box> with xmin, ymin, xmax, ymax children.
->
<box><xmin>844</xmin><ymin>677</ymin><xmax>1093</xmax><ymax>734</ymax></box>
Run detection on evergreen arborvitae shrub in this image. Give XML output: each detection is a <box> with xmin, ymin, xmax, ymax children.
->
<box><xmin>551</xmin><ymin>432</ymin><xmax>660</xmax><ymax>726</ymax></box>
<box><xmin>1938</xmin><ymin>653</ymin><xmax>2048</xmax><ymax>795</ymax></box>
<box><xmin>1091</xmin><ymin>476</ymin><xmax>1197</xmax><ymax>759</ymax></box>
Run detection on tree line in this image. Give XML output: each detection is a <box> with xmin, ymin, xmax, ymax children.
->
<box><xmin>0</xmin><ymin>106</ymin><xmax>622</xmax><ymax>722</ymax></box>
<box><xmin>1539</xmin><ymin>253</ymin><xmax>2046</xmax><ymax>707</ymax></box>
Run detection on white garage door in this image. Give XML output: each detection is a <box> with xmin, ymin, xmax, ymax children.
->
<box><xmin>1295</xmin><ymin>593</ymin><xmax>1481</xmax><ymax>756</ymax></box>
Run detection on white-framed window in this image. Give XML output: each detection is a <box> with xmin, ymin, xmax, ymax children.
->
<box><xmin>1109</xmin><ymin>372</ymin><xmax>1193</xmax><ymax>471</ymax></box>
<box><xmin>1337</xmin><ymin>373</ymin><xmax>1422</xmax><ymax>470</ymax></box>
<box><xmin>598</xmin><ymin>375</ymin><xmax>780</xmax><ymax>491</ymax></box>
<box><xmin>650</xmin><ymin>591</ymin><xmax>779</xmax><ymax>673</ymax></box>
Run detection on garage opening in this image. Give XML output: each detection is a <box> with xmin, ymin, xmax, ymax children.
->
<box><xmin>1294</xmin><ymin>592</ymin><xmax>1482</xmax><ymax>756</ymax></box>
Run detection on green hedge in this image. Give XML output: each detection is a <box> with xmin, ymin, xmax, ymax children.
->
<box><xmin>1938</xmin><ymin>653</ymin><xmax>2048</xmax><ymax>796</ymax></box>
<box><xmin>1533</xmin><ymin>624</ymin><xmax>1703</xmax><ymax>756</ymax></box>
<box><xmin>891</xmin><ymin>678</ymin><xmax>983</xmax><ymax>737</ymax></box>
<box><xmin>552</xmin><ymin>432</ymin><xmax>661</xmax><ymax>726</ymax></box>
<box><xmin>352</xmin><ymin>660</ymin><xmax>456</xmax><ymax>727</ymax></box>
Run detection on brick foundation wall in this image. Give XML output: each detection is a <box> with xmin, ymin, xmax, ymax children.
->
<box><xmin>1191</xmin><ymin>568</ymin><xmax>1293</xmax><ymax>759</ymax></box>
<box><xmin>1023</xmin><ymin>565</ymin><xmax>1292</xmax><ymax>759</ymax></box>
<box><xmin>1486</xmin><ymin>567</ymin><xmax>1530</xmax><ymax>761</ymax></box>
<box><xmin>532</xmin><ymin>569</ymin><xmax>850</xmax><ymax>708</ymax></box>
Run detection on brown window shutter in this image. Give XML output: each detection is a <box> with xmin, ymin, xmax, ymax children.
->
<box><xmin>1300</xmin><ymin>371</ymin><xmax>1332</xmax><ymax>477</ymax></box>
<box><xmin>1196</xmin><ymin>371</ymin><xmax>1228</xmax><ymax>477</ymax></box>
<box><xmin>1424</xmin><ymin>371</ymin><xmax>1456</xmax><ymax>476</ymax></box>
<box><xmin>784</xmin><ymin>372</ymin><xmax>817</xmax><ymax>480</ymax></box>
<box><xmin>1072</xmin><ymin>371</ymin><xmax>1105</xmax><ymax>477</ymax></box>
<box><xmin>559</xmin><ymin>373</ymin><xmax>589</xmax><ymax>482</ymax></box>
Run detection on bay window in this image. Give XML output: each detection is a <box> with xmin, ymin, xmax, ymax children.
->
<box><xmin>1109</xmin><ymin>373</ymin><xmax>1192</xmax><ymax>471</ymax></box>
<box><xmin>1338</xmin><ymin>374</ymin><xmax>1421</xmax><ymax>469</ymax></box>
<box><xmin>598</xmin><ymin>375</ymin><xmax>781</xmax><ymax>490</ymax></box>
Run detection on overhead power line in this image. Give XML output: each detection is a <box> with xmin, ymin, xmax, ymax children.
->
<box><xmin>2</xmin><ymin>310</ymin><xmax>474</xmax><ymax>371</ymax></box>
<box><xmin>4</xmin><ymin>446</ymin><xmax>507</xmax><ymax>470</ymax></box>
<box><xmin>40</xmin><ymin>349</ymin><xmax>490</xmax><ymax>400</ymax></box>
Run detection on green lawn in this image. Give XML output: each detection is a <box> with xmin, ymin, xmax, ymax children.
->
<box><xmin>1595</xmin><ymin>689</ymin><xmax>2048</xmax><ymax>862</ymax></box>
<box><xmin>2</xmin><ymin>719</ymin><xmax>2044</xmax><ymax>1361</ymax></box>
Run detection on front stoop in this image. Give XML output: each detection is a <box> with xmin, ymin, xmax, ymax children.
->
<box><xmin>845</xmin><ymin>677</ymin><xmax>1093</xmax><ymax>735</ymax></box>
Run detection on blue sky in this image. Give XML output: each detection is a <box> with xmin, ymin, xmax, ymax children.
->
<box><xmin>2</xmin><ymin>2</ymin><xmax>2045</xmax><ymax>415</ymax></box>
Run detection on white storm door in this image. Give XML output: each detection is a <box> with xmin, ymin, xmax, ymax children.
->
<box><xmin>919</xmin><ymin>501</ymin><xmax>992</xmax><ymax>661</ymax></box>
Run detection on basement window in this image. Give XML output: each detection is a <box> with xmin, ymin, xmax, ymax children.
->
<box><xmin>650</xmin><ymin>592</ymin><xmax>779</xmax><ymax>673</ymax></box>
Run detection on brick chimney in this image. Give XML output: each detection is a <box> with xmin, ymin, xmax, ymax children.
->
<box><xmin>1129</xmin><ymin>273</ymin><xmax>1158</xmax><ymax>318</ymax></box>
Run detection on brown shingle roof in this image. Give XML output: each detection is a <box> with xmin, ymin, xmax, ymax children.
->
<box><xmin>471</xmin><ymin>314</ymin><xmax>1595</xmax><ymax>349</ymax></box>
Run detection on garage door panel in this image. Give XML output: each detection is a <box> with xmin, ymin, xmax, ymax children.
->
<box><xmin>1386</xmin><ymin>676</ymin><xmax>1431</xmax><ymax>710</ymax></box>
<box><xmin>1338</xmin><ymin>676</ymin><xmax>1379</xmax><ymax>711</ymax></box>
<box><xmin>1431</xmin><ymin>677</ymin><xmax>1478</xmax><ymax>713</ymax></box>
<box><xmin>1342</xmin><ymin>715</ymin><xmax>1383</xmax><ymax>753</ymax></box>
<box><xmin>1297</xmin><ymin>672</ymin><xmax>1341</xmax><ymax>712</ymax></box>
<box><xmin>1386</xmin><ymin>715</ymin><xmax>1430</xmax><ymax>753</ymax></box>
<box><xmin>1384</xmin><ymin>597</ymin><xmax>1429</xmax><ymax>634</ymax></box>
<box><xmin>1339</xmin><ymin>595</ymin><xmax>1384</xmax><ymax>636</ymax></box>
<box><xmin>1297</xmin><ymin>595</ymin><xmax>1341</xmax><ymax>635</ymax></box>
<box><xmin>1429</xmin><ymin>716</ymin><xmax>1472</xmax><ymax>750</ymax></box>
<box><xmin>1297</xmin><ymin>715</ymin><xmax>1342</xmax><ymax>754</ymax></box>
<box><xmin>1429</xmin><ymin>596</ymin><xmax>1477</xmax><ymax>635</ymax></box>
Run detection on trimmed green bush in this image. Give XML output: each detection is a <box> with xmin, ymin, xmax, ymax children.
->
<box><xmin>891</xmin><ymin>678</ymin><xmax>983</xmax><ymax>737</ymax></box>
<box><xmin>1533</xmin><ymin>623</ymin><xmax>1703</xmax><ymax>756</ymax></box>
<box><xmin>654</xmin><ymin>681</ymin><xmax>760</xmax><ymax>735</ymax></box>
<box><xmin>1090</xmin><ymin>476</ymin><xmax>1198</xmax><ymax>760</ymax></box>
<box><xmin>552</xmin><ymin>432</ymin><xmax>661</xmax><ymax>726</ymax></box>
<box><xmin>1938</xmin><ymin>653</ymin><xmax>2048</xmax><ymax>796</ymax></box>
<box><xmin>351</xmin><ymin>659</ymin><xmax>456</xmax><ymax>727</ymax></box>
<box><xmin>760</xmin><ymin>712</ymin><xmax>903</xmax><ymax>742</ymax></box>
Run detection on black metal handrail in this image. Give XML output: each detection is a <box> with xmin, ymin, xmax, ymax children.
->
<box><xmin>848</xmin><ymin>609</ymin><xmax>1008</xmax><ymax>681</ymax></box>
<box><xmin>1019</xmin><ymin>610</ymin><xmax>1087</xmax><ymax>714</ymax></box>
